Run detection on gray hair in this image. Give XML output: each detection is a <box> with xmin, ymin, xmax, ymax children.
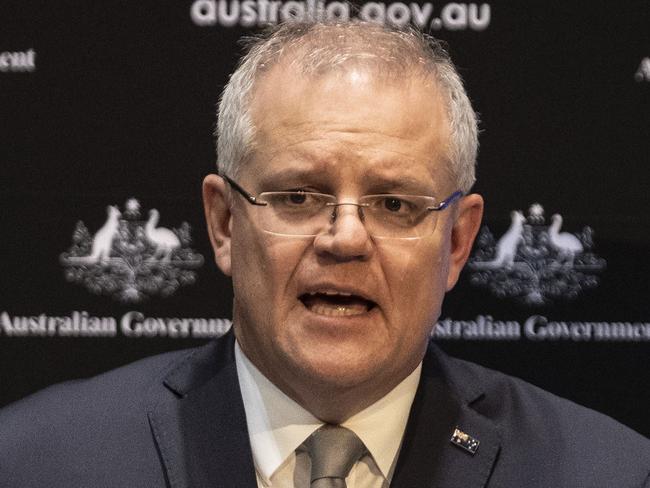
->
<box><xmin>216</xmin><ymin>20</ymin><xmax>478</xmax><ymax>192</ymax></box>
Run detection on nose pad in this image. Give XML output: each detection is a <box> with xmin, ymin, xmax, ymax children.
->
<box><xmin>329</xmin><ymin>205</ymin><xmax>370</xmax><ymax>245</ymax></box>
<box><xmin>329</xmin><ymin>204</ymin><xmax>365</xmax><ymax>224</ymax></box>
<box><xmin>315</xmin><ymin>203</ymin><xmax>372</xmax><ymax>259</ymax></box>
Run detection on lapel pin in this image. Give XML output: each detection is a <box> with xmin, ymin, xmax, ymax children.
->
<box><xmin>450</xmin><ymin>427</ymin><xmax>480</xmax><ymax>455</ymax></box>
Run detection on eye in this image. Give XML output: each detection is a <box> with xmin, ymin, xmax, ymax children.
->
<box><xmin>277</xmin><ymin>191</ymin><xmax>322</xmax><ymax>208</ymax></box>
<box><xmin>368</xmin><ymin>195</ymin><xmax>424</xmax><ymax>217</ymax></box>
<box><xmin>384</xmin><ymin>197</ymin><xmax>403</xmax><ymax>212</ymax></box>
<box><xmin>289</xmin><ymin>192</ymin><xmax>307</xmax><ymax>205</ymax></box>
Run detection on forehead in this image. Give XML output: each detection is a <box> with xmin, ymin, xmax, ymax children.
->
<box><xmin>247</xmin><ymin>62</ymin><xmax>452</xmax><ymax>190</ymax></box>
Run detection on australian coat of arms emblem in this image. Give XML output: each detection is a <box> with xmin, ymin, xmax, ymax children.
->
<box><xmin>60</xmin><ymin>198</ymin><xmax>204</xmax><ymax>302</ymax></box>
<box><xmin>468</xmin><ymin>203</ymin><xmax>606</xmax><ymax>305</ymax></box>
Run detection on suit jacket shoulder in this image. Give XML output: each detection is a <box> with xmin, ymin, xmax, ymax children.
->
<box><xmin>447</xmin><ymin>352</ymin><xmax>650</xmax><ymax>458</ymax></box>
<box><xmin>0</xmin><ymin>334</ymin><xmax>256</xmax><ymax>488</ymax></box>
<box><xmin>392</xmin><ymin>343</ymin><xmax>650</xmax><ymax>488</ymax></box>
<box><xmin>0</xmin><ymin>346</ymin><xmax>199</xmax><ymax>487</ymax></box>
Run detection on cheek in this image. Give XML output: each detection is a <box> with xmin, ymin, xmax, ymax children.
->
<box><xmin>378</xmin><ymin>237</ymin><xmax>450</xmax><ymax>323</ymax></box>
<box><xmin>229</xmin><ymin>222</ymin><xmax>275</xmax><ymax>324</ymax></box>
<box><xmin>230</xmin><ymin>225</ymin><xmax>306</xmax><ymax>309</ymax></box>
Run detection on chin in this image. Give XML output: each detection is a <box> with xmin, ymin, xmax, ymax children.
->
<box><xmin>284</xmin><ymin>340</ymin><xmax>388</xmax><ymax>389</ymax></box>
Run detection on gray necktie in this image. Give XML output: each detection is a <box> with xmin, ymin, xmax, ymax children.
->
<box><xmin>305</xmin><ymin>424</ymin><xmax>368</xmax><ymax>488</ymax></box>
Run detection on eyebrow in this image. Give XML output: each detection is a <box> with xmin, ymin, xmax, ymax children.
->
<box><xmin>258</xmin><ymin>171</ymin><xmax>440</xmax><ymax>200</ymax></box>
<box><xmin>257</xmin><ymin>167</ymin><xmax>325</xmax><ymax>189</ymax></box>
<box><xmin>362</xmin><ymin>174</ymin><xmax>437</xmax><ymax>195</ymax></box>
<box><xmin>255</xmin><ymin>142</ymin><xmax>445</xmax><ymax>191</ymax></box>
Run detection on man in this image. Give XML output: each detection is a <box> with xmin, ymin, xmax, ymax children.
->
<box><xmin>1</xmin><ymin>20</ymin><xmax>649</xmax><ymax>488</ymax></box>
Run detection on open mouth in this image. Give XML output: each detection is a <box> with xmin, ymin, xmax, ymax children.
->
<box><xmin>299</xmin><ymin>291</ymin><xmax>377</xmax><ymax>317</ymax></box>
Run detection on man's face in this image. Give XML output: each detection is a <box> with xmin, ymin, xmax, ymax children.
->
<box><xmin>205</xmin><ymin>63</ymin><xmax>482</xmax><ymax>408</ymax></box>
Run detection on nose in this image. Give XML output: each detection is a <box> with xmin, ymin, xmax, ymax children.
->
<box><xmin>313</xmin><ymin>203</ymin><xmax>373</xmax><ymax>260</ymax></box>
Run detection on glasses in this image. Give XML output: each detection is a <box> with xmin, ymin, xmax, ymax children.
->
<box><xmin>222</xmin><ymin>174</ymin><xmax>462</xmax><ymax>239</ymax></box>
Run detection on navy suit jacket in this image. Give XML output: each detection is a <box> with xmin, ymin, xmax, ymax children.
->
<box><xmin>1</xmin><ymin>330</ymin><xmax>649</xmax><ymax>487</ymax></box>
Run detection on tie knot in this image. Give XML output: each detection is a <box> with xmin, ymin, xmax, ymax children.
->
<box><xmin>305</xmin><ymin>425</ymin><xmax>367</xmax><ymax>486</ymax></box>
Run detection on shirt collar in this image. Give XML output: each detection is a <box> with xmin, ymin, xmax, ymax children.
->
<box><xmin>235</xmin><ymin>340</ymin><xmax>422</xmax><ymax>483</ymax></box>
<box><xmin>341</xmin><ymin>361</ymin><xmax>421</xmax><ymax>480</ymax></box>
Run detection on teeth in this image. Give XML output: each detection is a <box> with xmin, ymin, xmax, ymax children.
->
<box><xmin>308</xmin><ymin>290</ymin><xmax>354</xmax><ymax>297</ymax></box>
<box><xmin>308</xmin><ymin>302</ymin><xmax>368</xmax><ymax>317</ymax></box>
<box><xmin>300</xmin><ymin>289</ymin><xmax>374</xmax><ymax>317</ymax></box>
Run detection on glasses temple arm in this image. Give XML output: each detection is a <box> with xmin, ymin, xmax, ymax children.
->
<box><xmin>220</xmin><ymin>174</ymin><xmax>268</xmax><ymax>206</ymax></box>
<box><xmin>427</xmin><ymin>190</ymin><xmax>464</xmax><ymax>211</ymax></box>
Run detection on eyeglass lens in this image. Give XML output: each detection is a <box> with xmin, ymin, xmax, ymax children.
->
<box><xmin>255</xmin><ymin>192</ymin><xmax>439</xmax><ymax>238</ymax></box>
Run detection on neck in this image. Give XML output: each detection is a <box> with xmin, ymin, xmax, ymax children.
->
<box><xmin>284</xmin><ymin>381</ymin><xmax>385</xmax><ymax>424</ymax></box>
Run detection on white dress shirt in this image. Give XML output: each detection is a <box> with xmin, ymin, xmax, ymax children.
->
<box><xmin>235</xmin><ymin>341</ymin><xmax>422</xmax><ymax>488</ymax></box>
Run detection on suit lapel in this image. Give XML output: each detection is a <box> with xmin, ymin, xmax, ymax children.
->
<box><xmin>147</xmin><ymin>331</ymin><xmax>258</xmax><ymax>488</ymax></box>
<box><xmin>146</xmin><ymin>334</ymin><xmax>500</xmax><ymax>488</ymax></box>
<box><xmin>390</xmin><ymin>344</ymin><xmax>501</xmax><ymax>488</ymax></box>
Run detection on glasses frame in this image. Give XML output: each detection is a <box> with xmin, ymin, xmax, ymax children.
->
<box><xmin>220</xmin><ymin>174</ymin><xmax>463</xmax><ymax>236</ymax></box>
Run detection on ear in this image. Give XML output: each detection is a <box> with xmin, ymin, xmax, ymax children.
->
<box><xmin>202</xmin><ymin>174</ymin><xmax>233</xmax><ymax>276</ymax></box>
<box><xmin>446</xmin><ymin>193</ymin><xmax>483</xmax><ymax>291</ymax></box>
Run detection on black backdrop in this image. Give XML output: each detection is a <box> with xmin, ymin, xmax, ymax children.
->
<box><xmin>2</xmin><ymin>1</ymin><xmax>649</xmax><ymax>437</ymax></box>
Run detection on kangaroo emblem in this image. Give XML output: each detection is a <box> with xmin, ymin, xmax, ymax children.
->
<box><xmin>66</xmin><ymin>205</ymin><xmax>121</xmax><ymax>264</ymax></box>
<box><xmin>473</xmin><ymin>210</ymin><xmax>525</xmax><ymax>269</ymax></box>
<box><xmin>89</xmin><ymin>205</ymin><xmax>122</xmax><ymax>262</ymax></box>
<box><xmin>145</xmin><ymin>209</ymin><xmax>181</xmax><ymax>262</ymax></box>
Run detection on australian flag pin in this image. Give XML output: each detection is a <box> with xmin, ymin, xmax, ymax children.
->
<box><xmin>450</xmin><ymin>427</ymin><xmax>480</xmax><ymax>454</ymax></box>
